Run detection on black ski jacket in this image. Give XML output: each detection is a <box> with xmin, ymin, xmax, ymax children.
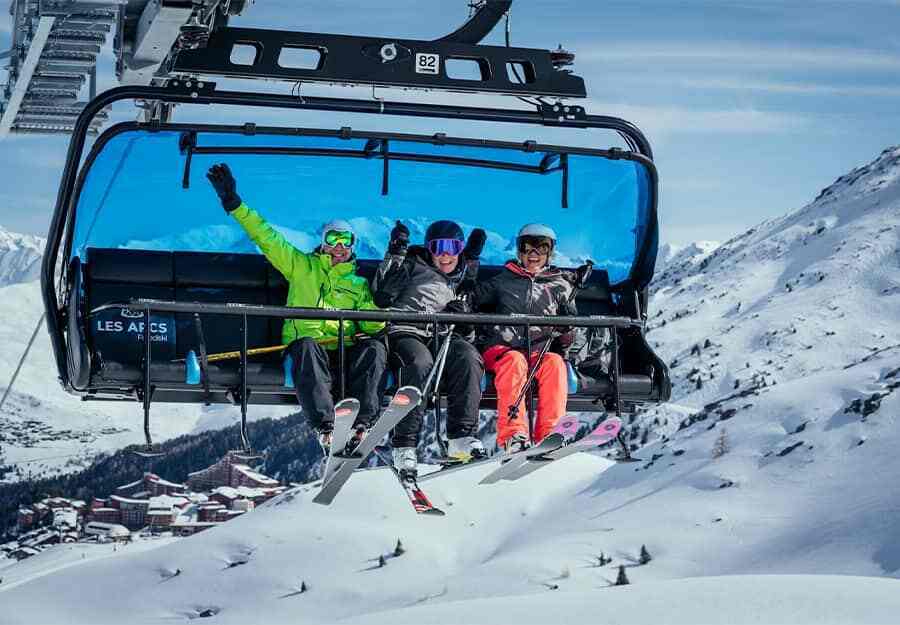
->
<box><xmin>470</xmin><ymin>260</ymin><xmax>577</xmax><ymax>349</ymax></box>
<box><xmin>372</xmin><ymin>246</ymin><xmax>467</xmax><ymax>337</ymax></box>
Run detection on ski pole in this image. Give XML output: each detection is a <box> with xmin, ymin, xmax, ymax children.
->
<box><xmin>172</xmin><ymin>333</ymin><xmax>366</xmax><ymax>363</ymax></box>
<box><xmin>420</xmin><ymin>325</ymin><xmax>454</xmax><ymax>403</ymax></box>
<box><xmin>430</xmin><ymin>325</ymin><xmax>455</xmax><ymax>456</ymax></box>
<box><xmin>506</xmin><ymin>333</ymin><xmax>556</xmax><ymax>423</ymax></box>
<box><xmin>418</xmin><ymin>325</ymin><xmax>455</xmax><ymax>455</ymax></box>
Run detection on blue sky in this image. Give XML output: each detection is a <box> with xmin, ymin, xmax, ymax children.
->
<box><xmin>1</xmin><ymin>0</ymin><xmax>899</xmax><ymax>245</ymax></box>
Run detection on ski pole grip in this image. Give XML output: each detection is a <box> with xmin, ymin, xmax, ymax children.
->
<box><xmin>575</xmin><ymin>260</ymin><xmax>594</xmax><ymax>290</ymax></box>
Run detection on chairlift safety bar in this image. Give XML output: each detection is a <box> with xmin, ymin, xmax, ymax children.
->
<box><xmin>93</xmin><ymin>299</ymin><xmax>643</xmax><ymax>330</ymax></box>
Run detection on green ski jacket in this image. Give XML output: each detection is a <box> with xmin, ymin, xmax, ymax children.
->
<box><xmin>231</xmin><ymin>203</ymin><xmax>384</xmax><ymax>348</ymax></box>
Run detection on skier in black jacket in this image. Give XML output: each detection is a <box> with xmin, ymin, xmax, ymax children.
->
<box><xmin>372</xmin><ymin>220</ymin><xmax>487</xmax><ymax>477</ymax></box>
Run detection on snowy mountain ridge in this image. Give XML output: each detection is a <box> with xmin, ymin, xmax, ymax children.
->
<box><xmin>1</xmin><ymin>146</ymin><xmax>900</xmax><ymax>623</ymax></box>
<box><xmin>0</xmin><ymin>227</ymin><xmax>44</xmax><ymax>287</ymax></box>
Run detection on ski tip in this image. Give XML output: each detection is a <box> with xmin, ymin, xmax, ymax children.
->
<box><xmin>394</xmin><ymin>393</ymin><xmax>413</xmax><ymax>406</ymax></box>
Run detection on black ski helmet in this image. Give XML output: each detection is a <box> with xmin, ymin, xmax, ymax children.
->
<box><xmin>425</xmin><ymin>220</ymin><xmax>464</xmax><ymax>243</ymax></box>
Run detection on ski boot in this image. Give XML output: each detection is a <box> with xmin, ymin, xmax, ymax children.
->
<box><xmin>342</xmin><ymin>424</ymin><xmax>369</xmax><ymax>457</ymax></box>
<box><xmin>392</xmin><ymin>446</ymin><xmax>418</xmax><ymax>481</ymax></box>
<box><xmin>316</xmin><ymin>429</ymin><xmax>334</xmax><ymax>457</ymax></box>
<box><xmin>503</xmin><ymin>432</ymin><xmax>531</xmax><ymax>454</ymax></box>
<box><xmin>446</xmin><ymin>436</ymin><xmax>489</xmax><ymax>464</ymax></box>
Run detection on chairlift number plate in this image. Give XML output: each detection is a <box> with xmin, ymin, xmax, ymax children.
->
<box><xmin>415</xmin><ymin>53</ymin><xmax>440</xmax><ymax>75</ymax></box>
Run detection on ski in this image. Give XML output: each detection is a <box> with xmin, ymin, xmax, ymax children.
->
<box><xmin>420</xmin><ymin>415</ymin><xmax>584</xmax><ymax>483</ymax></box>
<box><xmin>374</xmin><ymin>448</ymin><xmax>445</xmax><ymax>516</ymax></box>
<box><xmin>313</xmin><ymin>386</ymin><xmax>422</xmax><ymax>506</ymax></box>
<box><xmin>321</xmin><ymin>398</ymin><xmax>360</xmax><ymax>483</ymax></box>
<box><xmin>502</xmin><ymin>417</ymin><xmax>623</xmax><ymax>482</ymax></box>
<box><xmin>418</xmin><ymin>455</ymin><xmax>496</xmax><ymax>482</ymax></box>
<box><xmin>478</xmin><ymin>432</ymin><xmax>566</xmax><ymax>485</ymax></box>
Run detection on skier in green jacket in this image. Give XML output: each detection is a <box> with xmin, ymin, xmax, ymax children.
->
<box><xmin>206</xmin><ymin>163</ymin><xmax>387</xmax><ymax>454</ymax></box>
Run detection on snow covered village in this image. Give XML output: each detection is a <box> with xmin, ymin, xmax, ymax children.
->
<box><xmin>1</xmin><ymin>1</ymin><xmax>899</xmax><ymax>624</ymax></box>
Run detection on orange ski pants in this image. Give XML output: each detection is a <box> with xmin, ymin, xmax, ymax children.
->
<box><xmin>483</xmin><ymin>345</ymin><xmax>568</xmax><ymax>448</ymax></box>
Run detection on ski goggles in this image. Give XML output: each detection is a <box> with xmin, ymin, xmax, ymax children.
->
<box><xmin>323</xmin><ymin>230</ymin><xmax>355</xmax><ymax>247</ymax></box>
<box><xmin>426</xmin><ymin>238</ymin><xmax>465</xmax><ymax>257</ymax></box>
<box><xmin>517</xmin><ymin>236</ymin><xmax>553</xmax><ymax>256</ymax></box>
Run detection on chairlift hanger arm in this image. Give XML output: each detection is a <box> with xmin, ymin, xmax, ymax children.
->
<box><xmin>171</xmin><ymin>26</ymin><xmax>585</xmax><ymax>99</ymax></box>
<box><xmin>437</xmin><ymin>0</ymin><xmax>513</xmax><ymax>44</ymax></box>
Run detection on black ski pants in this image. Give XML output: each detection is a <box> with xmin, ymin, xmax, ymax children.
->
<box><xmin>286</xmin><ymin>337</ymin><xmax>388</xmax><ymax>433</ymax></box>
<box><xmin>389</xmin><ymin>333</ymin><xmax>483</xmax><ymax>448</ymax></box>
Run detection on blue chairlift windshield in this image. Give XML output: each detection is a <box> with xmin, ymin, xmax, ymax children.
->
<box><xmin>71</xmin><ymin>127</ymin><xmax>655</xmax><ymax>286</ymax></box>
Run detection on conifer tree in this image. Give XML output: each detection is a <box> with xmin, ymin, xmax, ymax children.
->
<box><xmin>639</xmin><ymin>545</ymin><xmax>652</xmax><ymax>565</ymax></box>
<box><xmin>394</xmin><ymin>539</ymin><xmax>405</xmax><ymax>557</ymax></box>
<box><xmin>712</xmin><ymin>428</ymin><xmax>729</xmax><ymax>459</ymax></box>
<box><xmin>614</xmin><ymin>565</ymin><xmax>629</xmax><ymax>586</ymax></box>
<box><xmin>378</xmin><ymin>555</ymin><xmax>386</xmax><ymax>568</ymax></box>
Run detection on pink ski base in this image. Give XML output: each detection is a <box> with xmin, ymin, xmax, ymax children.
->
<box><xmin>552</xmin><ymin>415</ymin><xmax>582</xmax><ymax>440</ymax></box>
<box><xmin>579</xmin><ymin>417</ymin><xmax>622</xmax><ymax>446</ymax></box>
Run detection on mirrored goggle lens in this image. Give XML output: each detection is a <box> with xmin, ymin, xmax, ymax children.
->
<box><xmin>517</xmin><ymin>237</ymin><xmax>552</xmax><ymax>255</ymax></box>
<box><xmin>427</xmin><ymin>238</ymin><xmax>465</xmax><ymax>256</ymax></box>
<box><xmin>324</xmin><ymin>230</ymin><xmax>354</xmax><ymax>247</ymax></box>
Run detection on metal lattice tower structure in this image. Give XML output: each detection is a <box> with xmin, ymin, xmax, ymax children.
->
<box><xmin>1</xmin><ymin>0</ymin><xmax>118</xmax><ymax>137</ymax></box>
<box><xmin>1</xmin><ymin>0</ymin><xmax>250</xmax><ymax>139</ymax></box>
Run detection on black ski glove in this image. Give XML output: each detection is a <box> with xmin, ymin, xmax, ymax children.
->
<box><xmin>444</xmin><ymin>298</ymin><xmax>472</xmax><ymax>336</ymax></box>
<box><xmin>548</xmin><ymin>327</ymin><xmax>575</xmax><ymax>356</ymax></box>
<box><xmin>463</xmin><ymin>228</ymin><xmax>487</xmax><ymax>261</ymax></box>
<box><xmin>555</xmin><ymin>330</ymin><xmax>575</xmax><ymax>350</ymax></box>
<box><xmin>443</xmin><ymin>299</ymin><xmax>470</xmax><ymax>315</ymax></box>
<box><xmin>572</xmin><ymin>260</ymin><xmax>594</xmax><ymax>289</ymax></box>
<box><xmin>388</xmin><ymin>220</ymin><xmax>410</xmax><ymax>256</ymax></box>
<box><xmin>206</xmin><ymin>163</ymin><xmax>242</xmax><ymax>213</ymax></box>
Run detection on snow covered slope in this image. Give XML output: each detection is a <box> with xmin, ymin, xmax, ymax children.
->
<box><xmin>1</xmin><ymin>147</ymin><xmax>899</xmax><ymax>623</ymax></box>
<box><xmin>1</xmin><ymin>451</ymin><xmax>899</xmax><ymax>624</ymax></box>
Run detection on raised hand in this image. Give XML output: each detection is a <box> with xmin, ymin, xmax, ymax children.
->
<box><xmin>388</xmin><ymin>220</ymin><xmax>410</xmax><ymax>256</ymax></box>
<box><xmin>206</xmin><ymin>163</ymin><xmax>242</xmax><ymax>212</ymax></box>
<box><xmin>463</xmin><ymin>228</ymin><xmax>487</xmax><ymax>261</ymax></box>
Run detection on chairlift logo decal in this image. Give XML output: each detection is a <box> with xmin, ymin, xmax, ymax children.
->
<box><xmin>94</xmin><ymin>312</ymin><xmax>173</xmax><ymax>344</ymax></box>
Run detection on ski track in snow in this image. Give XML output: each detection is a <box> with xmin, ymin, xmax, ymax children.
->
<box><xmin>1</xmin><ymin>147</ymin><xmax>900</xmax><ymax>622</ymax></box>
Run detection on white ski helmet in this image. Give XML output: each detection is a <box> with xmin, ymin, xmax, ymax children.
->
<box><xmin>321</xmin><ymin>219</ymin><xmax>355</xmax><ymax>247</ymax></box>
<box><xmin>517</xmin><ymin>223</ymin><xmax>557</xmax><ymax>246</ymax></box>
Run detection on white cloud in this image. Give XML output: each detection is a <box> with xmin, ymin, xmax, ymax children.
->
<box><xmin>677</xmin><ymin>77</ymin><xmax>900</xmax><ymax>97</ymax></box>
<box><xmin>579</xmin><ymin>43</ymin><xmax>900</xmax><ymax>70</ymax></box>
<box><xmin>591</xmin><ymin>74</ymin><xmax>900</xmax><ymax>98</ymax></box>
<box><xmin>584</xmin><ymin>100</ymin><xmax>808</xmax><ymax>137</ymax></box>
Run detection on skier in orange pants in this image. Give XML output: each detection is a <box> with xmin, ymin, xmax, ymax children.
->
<box><xmin>483</xmin><ymin>346</ymin><xmax>569</xmax><ymax>447</ymax></box>
<box><xmin>470</xmin><ymin>223</ymin><xmax>579</xmax><ymax>452</ymax></box>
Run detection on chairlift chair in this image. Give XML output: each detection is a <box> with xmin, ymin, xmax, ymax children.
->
<box><xmin>40</xmin><ymin>1</ymin><xmax>671</xmax><ymax>458</ymax></box>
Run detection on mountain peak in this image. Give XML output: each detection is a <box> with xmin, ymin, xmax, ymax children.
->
<box><xmin>0</xmin><ymin>226</ymin><xmax>46</xmax><ymax>287</ymax></box>
<box><xmin>812</xmin><ymin>145</ymin><xmax>900</xmax><ymax>206</ymax></box>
